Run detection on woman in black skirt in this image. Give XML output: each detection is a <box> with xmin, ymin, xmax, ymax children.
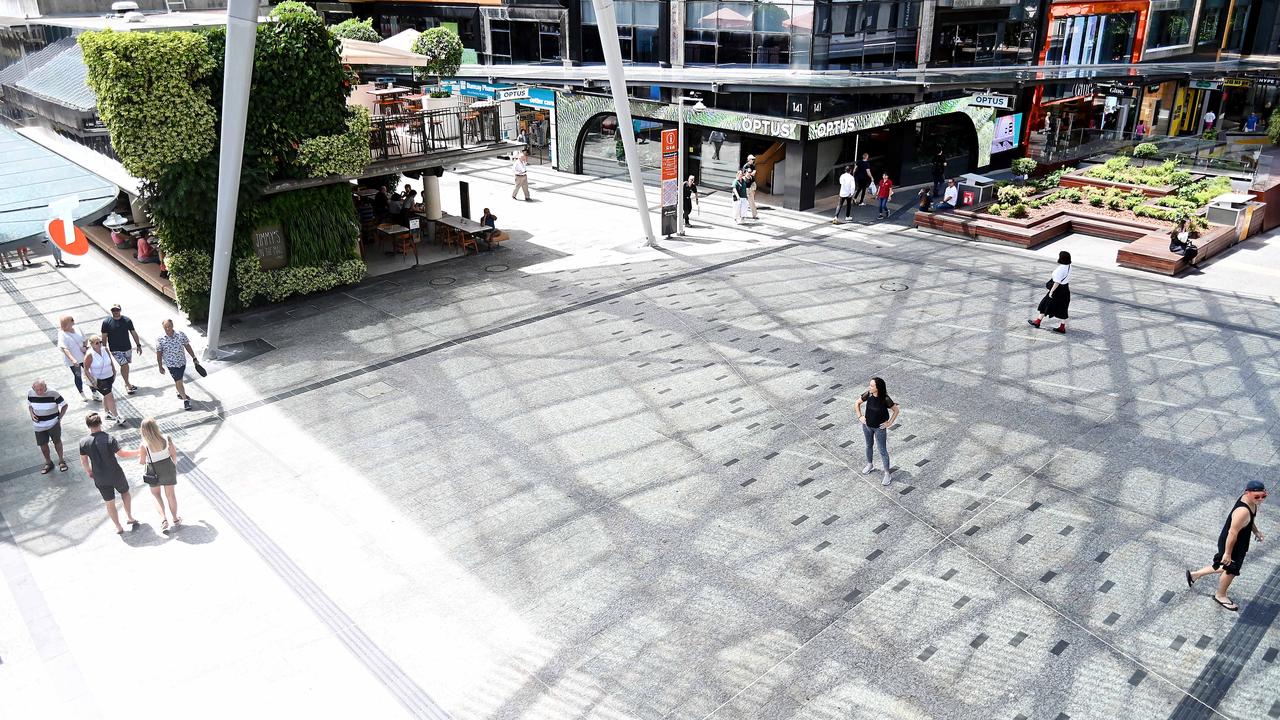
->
<box><xmin>1029</xmin><ymin>251</ymin><xmax>1072</xmax><ymax>334</ymax></box>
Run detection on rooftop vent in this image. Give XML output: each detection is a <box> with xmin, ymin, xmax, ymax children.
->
<box><xmin>110</xmin><ymin>1</ymin><xmax>139</xmax><ymax>13</ymax></box>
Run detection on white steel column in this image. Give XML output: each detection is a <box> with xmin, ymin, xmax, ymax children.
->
<box><xmin>590</xmin><ymin>0</ymin><xmax>656</xmax><ymax>245</ymax></box>
<box><xmin>205</xmin><ymin>0</ymin><xmax>258</xmax><ymax>358</ymax></box>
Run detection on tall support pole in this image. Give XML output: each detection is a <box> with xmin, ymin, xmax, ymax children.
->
<box><xmin>676</xmin><ymin>101</ymin><xmax>685</xmax><ymax>236</ymax></box>
<box><xmin>590</xmin><ymin>0</ymin><xmax>656</xmax><ymax>245</ymax></box>
<box><xmin>204</xmin><ymin>0</ymin><xmax>258</xmax><ymax>359</ymax></box>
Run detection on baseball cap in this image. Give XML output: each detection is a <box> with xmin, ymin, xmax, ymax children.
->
<box><xmin>109</xmin><ymin>303</ymin><xmax>121</xmax><ymax>311</ymax></box>
<box><xmin>1245</xmin><ymin>480</ymin><xmax>1266</xmax><ymax>493</ymax></box>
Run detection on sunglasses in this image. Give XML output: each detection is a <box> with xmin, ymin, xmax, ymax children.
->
<box><xmin>90</xmin><ymin>340</ymin><xmax>101</xmax><ymax>345</ymax></box>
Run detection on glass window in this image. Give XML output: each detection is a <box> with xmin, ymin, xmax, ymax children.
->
<box><xmin>1045</xmin><ymin>12</ymin><xmax>1134</xmax><ymax>65</ymax></box>
<box><xmin>1148</xmin><ymin>0</ymin><xmax>1194</xmax><ymax>49</ymax></box>
<box><xmin>581</xmin><ymin>0</ymin><xmax>662</xmax><ymax>64</ymax></box>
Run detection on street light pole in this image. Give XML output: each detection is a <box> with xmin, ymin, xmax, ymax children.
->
<box><xmin>675</xmin><ymin>94</ymin><xmax>705</xmax><ymax>237</ymax></box>
<box><xmin>590</xmin><ymin>0</ymin><xmax>655</xmax><ymax>246</ymax></box>
<box><xmin>204</xmin><ymin>0</ymin><xmax>258</xmax><ymax>359</ymax></box>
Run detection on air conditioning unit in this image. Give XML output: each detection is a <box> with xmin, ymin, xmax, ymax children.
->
<box><xmin>110</xmin><ymin>1</ymin><xmax>139</xmax><ymax>14</ymax></box>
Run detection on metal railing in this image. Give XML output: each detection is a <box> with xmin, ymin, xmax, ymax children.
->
<box><xmin>369</xmin><ymin>105</ymin><xmax>503</xmax><ymax>161</ymax></box>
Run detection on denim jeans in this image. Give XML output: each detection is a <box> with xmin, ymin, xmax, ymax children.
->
<box><xmin>862</xmin><ymin>424</ymin><xmax>890</xmax><ymax>471</ymax></box>
<box><xmin>68</xmin><ymin>363</ymin><xmax>84</xmax><ymax>395</ymax></box>
<box><xmin>878</xmin><ymin>197</ymin><xmax>889</xmax><ymax>215</ymax></box>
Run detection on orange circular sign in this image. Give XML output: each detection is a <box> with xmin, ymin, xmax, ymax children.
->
<box><xmin>46</xmin><ymin>219</ymin><xmax>90</xmax><ymax>256</ymax></box>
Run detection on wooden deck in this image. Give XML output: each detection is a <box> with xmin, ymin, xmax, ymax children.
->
<box><xmin>82</xmin><ymin>223</ymin><xmax>175</xmax><ymax>301</ymax></box>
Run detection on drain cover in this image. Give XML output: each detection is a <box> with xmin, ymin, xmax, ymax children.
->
<box><xmin>484</xmin><ymin>265</ymin><xmax>509</xmax><ymax>273</ymax></box>
<box><xmin>429</xmin><ymin>276</ymin><xmax>456</xmax><ymax>286</ymax></box>
<box><xmin>879</xmin><ymin>281</ymin><xmax>909</xmax><ymax>292</ymax></box>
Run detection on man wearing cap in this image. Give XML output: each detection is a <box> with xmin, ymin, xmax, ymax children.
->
<box><xmin>101</xmin><ymin>304</ymin><xmax>142</xmax><ymax>395</ymax></box>
<box><xmin>1186</xmin><ymin>480</ymin><xmax>1267</xmax><ymax>612</ymax></box>
<box><xmin>742</xmin><ymin>155</ymin><xmax>758</xmax><ymax>220</ymax></box>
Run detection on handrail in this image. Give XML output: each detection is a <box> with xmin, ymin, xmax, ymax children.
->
<box><xmin>368</xmin><ymin>104</ymin><xmax>503</xmax><ymax>161</ymax></box>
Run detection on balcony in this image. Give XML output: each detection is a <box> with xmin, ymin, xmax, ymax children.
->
<box><xmin>369</xmin><ymin>105</ymin><xmax>504</xmax><ymax>161</ymax></box>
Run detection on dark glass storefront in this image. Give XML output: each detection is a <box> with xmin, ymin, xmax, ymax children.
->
<box><xmin>812</xmin><ymin>0</ymin><xmax>920</xmax><ymax>70</ymax></box>
<box><xmin>581</xmin><ymin>0</ymin><xmax>661</xmax><ymax>64</ymax></box>
<box><xmin>930</xmin><ymin>7</ymin><xmax>1037</xmax><ymax>67</ymax></box>
<box><xmin>1044</xmin><ymin>12</ymin><xmax>1138</xmax><ymax>66</ymax></box>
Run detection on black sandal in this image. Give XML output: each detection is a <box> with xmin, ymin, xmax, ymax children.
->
<box><xmin>1214</xmin><ymin>597</ymin><xmax>1239</xmax><ymax>612</ymax></box>
<box><xmin>58</xmin><ymin>460</ymin><xmax>68</xmax><ymax>472</ymax></box>
<box><xmin>40</xmin><ymin>463</ymin><xmax>53</xmax><ymax>475</ymax></box>
<box><xmin>1185</xmin><ymin>570</ymin><xmax>1195</xmax><ymax>588</ymax></box>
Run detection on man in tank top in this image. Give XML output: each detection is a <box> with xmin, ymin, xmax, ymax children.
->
<box><xmin>1186</xmin><ymin>480</ymin><xmax>1266</xmax><ymax>612</ymax></box>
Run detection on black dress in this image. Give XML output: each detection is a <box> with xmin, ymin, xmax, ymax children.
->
<box><xmin>1214</xmin><ymin>496</ymin><xmax>1256</xmax><ymax>575</ymax></box>
<box><xmin>1037</xmin><ymin>269</ymin><xmax>1071</xmax><ymax>319</ymax></box>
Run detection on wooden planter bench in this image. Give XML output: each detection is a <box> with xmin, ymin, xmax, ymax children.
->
<box><xmin>915</xmin><ymin>208</ymin><xmax>1236</xmax><ymax>276</ymax></box>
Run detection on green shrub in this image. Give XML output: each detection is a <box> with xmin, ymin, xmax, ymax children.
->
<box><xmin>1270</xmin><ymin>109</ymin><xmax>1280</xmax><ymax>145</ymax></box>
<box><xmin>236</xmin><ymin>255</ymin><xmax>367</xmax><ymax>305</ymax></box>
<box><xmin>1104</xmin><ymin>156</ymin><xmax>1131</xmax><ymax>172</ymax></box>
<box><xmin>1088</xmin><ymin>191</ymin><xmax>1105</xmax><ymax>207</ymax></box>
<box><xmin>296</xmin><ymin>106</ymin><xmax>371</xmax><ymax>178</ymax></box>
<box><xmin>412</xmin><ymin>26</ymin><xmax>463</xmax><ymax>77</ymax></box>
<box><xmin>165</xmin><ymin>250</ymin><xmax>213</xmax><ymax>320</ymax></box>
<box><xmin>987</xmin><ymin>203</ymin><xmax>1006</xmax><ymax>216</ymax></box>
<box><xmin>1060</xmin><ymin>188</ymin><xmax>1082</xmax><ymax>203</ymax></box>
<box><xmin>79</xmin><ymin>31</ymin><xmax>217</xmax><ymax>178</ymax></box>
<box><xmin>1008</xmin><ymin>203</ymin><xmax>1029</xmax><ymax>219</ymax></box>
<box><xmin>1134</xmin><ymin>205</ymin><xmax>1181</xmax><ymax>223</ymax></box>
<box><xmin>1133</xmin><ymin>142</ymin><xmax>1159</xmax><ymax>160</ymax></box>
<box><xmin>997</xmin><ymin>185</ymin><xmax>1033</xmax><ymax>204</ymax></box>
<box><xmin>1011</xmin><ymin>158</ymin><xmax>1038</xmax><ymax>177</ymax></box>
<box><xmin>329</xmin><ymin>17</ymin><xmax>379</xmax><ymax>42</ymax></box>
<box><xmin>255</xmin><ymin>185</ymin><xmax>361</xmax><ymax>266</ymax></box>
<box><xmin>1032</xmin><ymin>167</ymin><xmax>1072</xmax><ymax>192</ymax></box>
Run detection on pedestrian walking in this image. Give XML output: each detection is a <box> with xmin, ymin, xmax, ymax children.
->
<box><xmin>731</xmin><ymin>170</ymin><xmax>749</xmax><ymax>224</ymax></box>
<box><xmin>136</xmin><ymin>417</ymin><xmax>181</xmax><ymax>531</ymax></box>
<box><xmin>56</xmin><ymin>315</ymin><xmax>91</xmax><ymax>401</ymax></box>
<box><xmin>101</xmin><ymin>303</ymin><xmax>142</xmax><ymax>395</ymax></box>
<box><xmin>43</xmin><ymin>237</ymin><xmax>67</xmax><ymax>267</ymax></box>
<box><xmin>875</xmin><ymin>173</ymin><xmax>894</xmax><ymax>219</ymax></box>
<box><xmin>682</xmin><ymin>175</ymin><xmax>699</xmax><ymax>226</ymax></box>
<box><xmin>743</xmin><ymin>156</ymin><xmax>759</xmax><ymax>219</ymax></box>
<box><xmin>1186</xmin><ymin>480</ymin><xmax>1267</xmax><ymax>612</ymax></box>
<box><xmin>1203</xmin><ymin>110</ymin><xmax>1216</xmax><ymax>131</ymax></box>
<box><xmin>856</xmin><ymin>377</ymin><xmax>900</xmax><ymax>486</ymax></box>
<box><xmin>853</xmin><ymin>152</ymin><xmax>873</xmax><ymax>205</ymax></box>
<box><xmin>83</xmin><ymin>334</ymin><xmax>124</xmax><ymax>425</ymax></box>
<box><xmin>931</xmin><ymin>149</ymin><xmax>946</xmax><ymax>197</ymax></box>
<box><xmin>155</xmin><ymin>320</ymin><xmax>201</xmax><ymax>411</ymax></box>
<box><xmin>709</xmin><ymin>130</ymin><xmax>725</xmax><ymax>160</ymax></box>
<box><xmin>28</xmin><ymin>379</ymin><xmax>69</xmax><ymax>474</ymax></box>
<box><xmin>511</xmin><ymin>150</ymin><xmax>531</xmax><ymax>201</ymax></box>
<box><xmin>79</xmin><ymin>412</ymin><xmax>139</xmax><ymax>535</ymax></box>
<box><xmin>1028</xmin><ymin>251</ymin><xmax>1072</xmax><ymax>334</ymax></box>
<box><xmin>833</xmin><ymin>165</ymin><xmax>855</xmax><ymax>223</ymax></box>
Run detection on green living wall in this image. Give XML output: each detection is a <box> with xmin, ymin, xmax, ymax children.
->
<box><xmin>80</xmin><ymin>1</ymin><xmax>369</xmax><ymax>320</ymax></box>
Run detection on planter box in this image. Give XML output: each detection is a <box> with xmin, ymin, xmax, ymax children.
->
<box><xmin>1059</xmin><ymin>174</ymin><xmax>1174</xmax><ymax>198</ymax></box>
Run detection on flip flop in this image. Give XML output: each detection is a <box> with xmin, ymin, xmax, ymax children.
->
<box><xmin>1214</xmin><ymin>597</ymin><xmax>1239</xmax><ymax>612</ymax></box>
<box><xmin>40</xmin><ymin>463</ymin><xmax>53</xmax><ymax>475</ymax></box>
<box><xmin>1186</xmin><ymin>570</ymin><xmax>1195</xmax><ymax>588</ymax></box>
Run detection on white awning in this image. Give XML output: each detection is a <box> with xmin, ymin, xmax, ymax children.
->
<box><xmin>379</xmin><ymin>29</ymin><xmax>421</xmax><ymax>53</ymax></box>
<box><xmin>340</xmin><ymin>38</ymin><xmax>430</xmax><ymax>67</ymax></box>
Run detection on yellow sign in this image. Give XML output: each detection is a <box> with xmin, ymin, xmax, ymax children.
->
<box><xmin>1223</xmin><ymin>78</ymin><xmax>1253</xmax><ymax>88</ymax></box>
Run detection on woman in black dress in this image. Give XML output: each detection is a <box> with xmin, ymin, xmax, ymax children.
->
<box><xmin>1029</xmin><ymin>251</ymin><xmax>1072</xmax><ymax>334</ymax></box>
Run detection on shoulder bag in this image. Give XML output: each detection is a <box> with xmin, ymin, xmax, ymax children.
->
<box><xmin>142</xmin><ymin>445</ymin><xmax>158</xmax><ymax>485</ymax></box>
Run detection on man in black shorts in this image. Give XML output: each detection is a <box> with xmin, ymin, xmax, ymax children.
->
<box><xmin>78</xmin><ymin>412</ymin><xmax>139</xmax><ymax>534</ymax></box>
<box><xmin>101</xmin><ymin>304</ymin><xmax>142</xmax><ymax>394</ymax></box>
<box><xmin>1187</xmin><ymin>480</ymin><xmax>1267</xmax><ymax>611</ymax></box>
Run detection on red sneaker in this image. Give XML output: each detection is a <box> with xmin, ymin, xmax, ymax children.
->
<box><xmin>1052</xmin><ymin>324</ymin><xmax>1066</xmax><ymax>334</ymax></box>
<box><xmin>1027</xmin><ymin>319</ymin><xmax>1040</xmax><ymax>328</ymax></box>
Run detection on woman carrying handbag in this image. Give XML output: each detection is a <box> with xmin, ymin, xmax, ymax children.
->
<box><xmin>1029</xmin><ymin>251</ymin><xmax>1072</xmax><ymax>334</ymax></box>
<box><xmin>137</xmin><ymin>417</ymin><xmax>181</xmax><ymax>531</ymax></box>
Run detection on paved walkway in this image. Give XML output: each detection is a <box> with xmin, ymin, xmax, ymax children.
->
<box><xmin>1</xmin><ymin>158</ymin><xmax>1279</xmax><ymax>720</ymax></box>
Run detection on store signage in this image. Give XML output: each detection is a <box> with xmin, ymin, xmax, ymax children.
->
<box><xmin>252</xmin><ymin>223</ymin><xmax>288</xmax><ymax>270</ymax></box>
<box><xmin>683</xmin><ymin>109</ymin><xmax>800</xmax><ymax>140</ymax></box>
<box><xmin>1190</xmin><ymin>80</ymin><xmax>1222</xmax><ymax>91</ymax></box>
<box><xmin>970</xmin><ymin>94</ymin><xmax>1013</xmax><ymax>109</ymax></box>
<box><xmin>660</xmin><ymin>129</ymin><xmax>678</xmax><ymax>236</ymax></box>
<box><xmin>1103</xmin><ymin>85</ymin><xmax>1136</xmax><ymax>97</ymax></box>
<box><xmin>990</xmin><ymin>113</ymin><xmax>1023</xmax><ymax>154</ymax></box>
<box><xmin>1223</xmin><ymin>77</ymin><xmax>1252</xmax><ymax>88</ymax></box>
<box><xmin>495</xmin><ymin>87</ymin><xmax>529</xmax><ymax>102</ymax></box>
<box><xmin>736</xmin><ymin>116</ymin><xmax>800</xmax><ymax>140</ymax></box>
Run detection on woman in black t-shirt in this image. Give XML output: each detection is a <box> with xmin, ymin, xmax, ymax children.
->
<box><xmin>855</xmin><ymin>377</ymin><xmax>900</xmax><ymax>486</ymax></box>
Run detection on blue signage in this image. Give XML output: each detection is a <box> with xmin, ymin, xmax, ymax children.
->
<box><xmin>442</xmin><ymin>80</ymin><xmax>554</xmax><ymax>109</ymax></box>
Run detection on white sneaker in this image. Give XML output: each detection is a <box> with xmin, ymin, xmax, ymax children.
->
<box><xmin>882</xmin><ymin>471</ymin><xmax>892</xmax><ymax>486</ymax></box>
<box><xmin>91</xmin><ymin>391</ymin><xmax>101</xmax><ymax>402</ymax></box>
<box><xmin>861</xmin><ymin>463</ymin><xmax>874</xmax><ymax>475</ymax></box>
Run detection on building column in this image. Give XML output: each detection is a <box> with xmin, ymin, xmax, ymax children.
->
<box><xmin>796</xmin><ymin>133</ymin><xmax>819</xmax><ymax>211</ymax></box>
<box><xmin>669</xmin><ymin>0</ymin><xmax>684</xmax><ymax>68</ymax></box>
<box><xmin>916</xmin><ymin>0</ymin><xmax>936</xmax><ymax>68</ymax></box>
<box><xmin>658</xmin><ymin>0</ymin><xmax>671</xmax><ymax>67</ymax></box>
<box><xmin>423</xmin><ymin>173</ymin><xmax>442</xmax><ymax>220</ymax></box>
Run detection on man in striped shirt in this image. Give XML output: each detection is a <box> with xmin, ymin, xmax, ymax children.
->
<box><xmin>28</xmin><ymin>379</ymin><xmax>68</xmax><ymax>473</ymax></box>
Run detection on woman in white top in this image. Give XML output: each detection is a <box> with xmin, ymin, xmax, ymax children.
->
<box><xmin>1029</xmin><ymin>251</ymin><xmax>1072</xmax><ymax>334</ymax></box>
<box><xmin>56</xmin><ymin>315</ymin><xmax>90</xmax><ymax>400</ymax></box>
<box><xmin>83</xmin><ymin>334</ymin><xmax>124</xmax><ymax>424</ymax></box>
<box><xmin>137</xmin><ymin>417</ymin><xmax>180</xmax><ymax>530</ymax></box>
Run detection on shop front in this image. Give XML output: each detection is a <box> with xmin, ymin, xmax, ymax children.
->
<box><xmin>554</xmin><ymin>91</ymin><xmax>1000</xmax><ymax>211</ymax></box>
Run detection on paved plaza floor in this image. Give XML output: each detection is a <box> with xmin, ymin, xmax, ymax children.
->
<box><xmin>1</xmin><ymin>158</ymin><xmax>1279</xmax><ymax>720</ymax></box>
